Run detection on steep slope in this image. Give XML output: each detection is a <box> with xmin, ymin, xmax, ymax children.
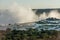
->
<box><xmin>36</xmin><ymin>18</ymin><xmax>60</xmax><ymax>30</ymax></box>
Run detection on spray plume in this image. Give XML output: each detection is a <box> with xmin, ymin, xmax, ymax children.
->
<box><xmin>0</xmin><ymin>2</ymin><xmax>38</xmax><ymax>24</ymax></box>
<box><xmin>0</xmin><ymin>2</ymin><xmax>60</xmax><ymax>24</ymax></box>
<box><xmin>38</xmin><ymin>10</ymin><xmax>60</xmax><ymax>20</ymax></box>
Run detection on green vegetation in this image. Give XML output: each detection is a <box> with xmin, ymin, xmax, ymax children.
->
<box><xmin>5</xmin><ymin>28</ymin><xmax>58</xmax><ymax>40</ymax></box>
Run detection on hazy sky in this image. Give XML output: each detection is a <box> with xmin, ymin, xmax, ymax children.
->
<box><xmin>0</xmin><ymin>0</ymin><xmax>60</xmax><ymax>9</ymax></box>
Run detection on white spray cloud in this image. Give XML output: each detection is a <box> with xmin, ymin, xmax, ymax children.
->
<box><xmin>39</xmin><ymin>12</ymin><xmax>48</xmax><ymax>20</ymax></box>
<box><xmin>39</xmin><ymin>10</ymin><xmax>60</xmax><ymax>20</ymax></box>
<box><xmin>48</xmin><ymin>10</ymin><xmax>60</xmax><ymax>19</ymax></box>
<box><xmin>0</xmin><ymin>2</ymin><xmax>60</xmax><ymax>24</ymax></box>
<box><xmin>0</xmin><ymin>2</ymin><xmax>38</xmax><ymax>24</ymax></box>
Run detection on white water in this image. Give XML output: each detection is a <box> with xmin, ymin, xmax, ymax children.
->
<box><xmin>0</xmin><ymin>3</ymin><xmax>38</xmax><ymax>24</ymax></box>
<box><xmin>39</xmin><ymin>10</ymin><xmax>60</xmax><ymax>20</ymax></box>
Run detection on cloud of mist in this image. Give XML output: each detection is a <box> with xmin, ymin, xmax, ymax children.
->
<box><xmin>0</xmin><ymin>2</ymin><xmax>60</xmax><ymax>24</ymax></box>
<box><xmin>0</xmin><ymin>2</ymin><xmax>38</xmax><ymax>24</ymax></box>
<box><xmin>38</xmin><ymin>10</ymin><xmax>60</xmax><ymax>20</ymax></box>
<box><xmin>48</xmin><ymin>10</ymin><xmax>60</xmax><ymax>18</ymax></box>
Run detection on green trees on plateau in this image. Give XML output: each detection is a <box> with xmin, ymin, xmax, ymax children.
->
<box><xmin>5</xmin><ymin>28</ymin><xmax>58</xmax><ymax>40</ymax></box>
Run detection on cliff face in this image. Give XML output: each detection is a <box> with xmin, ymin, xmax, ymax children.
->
<box><xmin>0</xmin><ymin>30</ymin><xmax>7</xmax><ymax>40</ymax></box>
<box><xmin>32</xmin><ymin>8</ymin><xmax>60</xmax><ymax>14</ymax></box>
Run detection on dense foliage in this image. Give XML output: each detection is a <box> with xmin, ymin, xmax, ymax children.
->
<box><xmin>5</xmin><ymin>28</ymin><xmax>58</xmax><ymax>40</ymax></box>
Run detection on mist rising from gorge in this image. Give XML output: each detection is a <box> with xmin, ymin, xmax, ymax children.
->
<box><xmin>0</xmin><ymin>3</ymin><xmax>38</xmax><ymax>24</ymax></box>
<box><xmin>0</xmin><ymin>2</ymin><xmax>60</xmax><ymax>24</ymax></box>
<box><xmin>35</xmin><ymin>9</ymin><xmax>60</xmax><ymax>20</ymax></box>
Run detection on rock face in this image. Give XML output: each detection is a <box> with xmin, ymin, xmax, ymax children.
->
<box><xmin>32</xmin><ymin>9</ymin><xmax>60</xmax><ymax>15</ymax></box>
<box><xmin>6</xmin><ymin>17</ymin><xmax>60</xmax><ymax>30</ymax></box>
<box><xmin>35</xmin><ymin>18</ymin><xmax>60</xmax><ymax>30</ymax></box>
<box><xmin>0</xmin><ymin>30</ymin><xmax>6</xmax><ymax>40</ymax></box>
<box><xmin>36</xmin><ymin>18</ymin><xmax>60</xmax><ymax>24</ymax></box>
<box><xmin>0</xmin><ymin>17</ymin><xmax>60</xmax><ymax>30</ymax></box>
